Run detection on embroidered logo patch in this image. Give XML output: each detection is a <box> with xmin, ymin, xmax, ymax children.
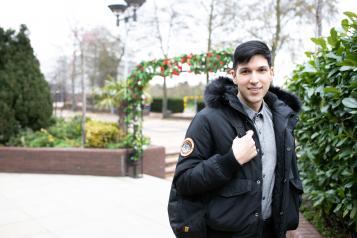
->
<box><xmin>180</xmin><ymin>138</ymin><xmax>195</xmax><ymax>157</ymax></box>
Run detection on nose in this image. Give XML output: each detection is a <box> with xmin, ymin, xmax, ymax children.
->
<box><xmin>249</xmin><ymin>71</ymin><xmax>259</xmax><ymax>84</ymax></box>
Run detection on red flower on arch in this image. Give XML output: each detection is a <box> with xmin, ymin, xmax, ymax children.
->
<box><xmin>172</xmin><ymin>69</ymin><xmax>179</xmax><ymax>76</ymax></box>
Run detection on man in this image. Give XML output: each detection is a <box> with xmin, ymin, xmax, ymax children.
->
<box><xmin>168</xmin><ymin>40</ymin><xmax>303</xmax><ymax>238</ymax></box>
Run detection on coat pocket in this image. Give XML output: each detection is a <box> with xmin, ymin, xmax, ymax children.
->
<box><xmin>176</xmin><ymin>197</ymin><xmax>207</xmax><ymax>238</ymax></box>
<box><xmin>285</xmin><ymin>178</ymin><xmax>303</xmax><ymax>230</ymax></box>
<box><xmin>206</xmin><ymin>179</ymin><xmax>259</xmax><ymax>234</ymax></box>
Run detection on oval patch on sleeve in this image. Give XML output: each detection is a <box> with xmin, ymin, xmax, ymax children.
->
<box><xmin>180</xmin><ymin>138</ymin><xmax>195</xmax><ymax>157</ymax></box>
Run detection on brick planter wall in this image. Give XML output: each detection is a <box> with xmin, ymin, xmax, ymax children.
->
<box><xmin>286</xmin><ymin>213</ymin><xmax>323</xmax><ymax>238</ymax></box>
<box><xmin>142</xmin><ymin>146</ymin><xmax>165</xmax><ymax>178</ymax></box>
<box><xmin>0</xmin><ymin>145</ymin><xmax>165</xmax><ymax>178</ymax></box>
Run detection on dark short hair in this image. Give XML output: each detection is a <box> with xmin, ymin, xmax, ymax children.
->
<box><xmin>232</xmin><ymin>40</ymin><xmax>272</xmax><ymax>69</ymax></box>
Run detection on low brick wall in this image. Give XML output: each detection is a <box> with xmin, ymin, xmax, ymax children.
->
<box><xmin>0</xmin><ymin>145</ymin><xmax>165</xmax><ymax>178</ymax></box>
<box><xmin>142</xmin><ymin>146</ymin><xmax>166</xmax><ymax>178</ymax></box>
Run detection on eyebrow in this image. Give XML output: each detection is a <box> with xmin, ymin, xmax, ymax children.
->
<box><xmin>238</xmin><ymin>66</ymin><xmax>269</xmax><ymax>72</ymax></box>
<box><xmin>238</xmin><ymin>67</ymin><xmax>249</xmax><ymax>72</ymax></box>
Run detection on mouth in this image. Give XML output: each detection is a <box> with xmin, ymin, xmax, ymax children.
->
<box><xmin>248</xmin><ymin>87</ymin><xmax>262</xmax><ymax>93</ymax></box>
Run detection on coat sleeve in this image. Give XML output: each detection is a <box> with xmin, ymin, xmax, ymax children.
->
<box><xmin>174</xmin><ymin>112</ymin><xmax>241</xmax><ymax>196</ymax></box>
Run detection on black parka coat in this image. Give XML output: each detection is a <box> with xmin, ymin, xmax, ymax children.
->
<box><xmin>169</xmin><ymin>77</ymin><xmax>303</xmax><ymax>238</ymax></box>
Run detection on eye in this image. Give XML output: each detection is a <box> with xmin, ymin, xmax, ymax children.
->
<box><xmin>240</xmin><ymin>70</ymin><xmax>249</xmax><ymax>75</ymax></box>
<box><xmin>259</xmin><ymin>68</ymin><xmax>268</xmax><ymax>72</ymax></box>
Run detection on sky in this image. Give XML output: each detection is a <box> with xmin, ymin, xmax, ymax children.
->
<box><xmin>0</xmin><ymin>0</ymin><xmax>356</xmax><ymax>87</ymax></box>
<box><xmin>0</xmin><ymin>0</ymin><xmax>118</xmax><ymax>77</ymax></box>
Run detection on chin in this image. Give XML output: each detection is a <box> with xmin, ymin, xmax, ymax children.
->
<box><xmin>248</xmin><ymin>96</ymin><xmax>263</xmax><ymax>102</ymax></box>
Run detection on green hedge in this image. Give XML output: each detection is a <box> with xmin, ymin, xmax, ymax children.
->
<box><xmin>287</xmin><ymin>12</ymin><xmax>357</xmax><ymax>237</ymax></box>
<box><xmin>197</xmin><ymin>100</ymin><xmax>205</xmax><ymax>111</ymax></box>
<box><xmin>151</xmin><ymin>98</ymin><xmax>184</xmax><ymax>113</ymax></box>
<box><xmin>151</xmin><ymin>98</ymin><xmax>205</xmax><ymax>113</ymax></box>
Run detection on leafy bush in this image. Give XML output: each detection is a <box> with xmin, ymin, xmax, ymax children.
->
<box><xmin>287</xmin><ymin>12</ymin><xmax>357</xmax><ymax>236</ymax></box>
<box><xmin>47</xmin><ymin>116</ymin><xmax>82</xmax><ymax>140</ymax></box>
<box><xmin>0</xmin><ymin>25</ymin><xmax>52</xmax><ymax>143</ymax></box>
<box><xmin>86</xmin><ymin>120</ymin><xmax>124</xmax><ymax>148</ymax></box>
<box><xmin>6</xmin><ymin>116</ymin><xmax>149</xmax><ymax>149</ymax></box>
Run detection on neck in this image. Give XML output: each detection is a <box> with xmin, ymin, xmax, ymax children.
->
<box><xmin>238</xmin><ymin>93</ymin><xmax>262</xmax><ymax>112</ymax></box>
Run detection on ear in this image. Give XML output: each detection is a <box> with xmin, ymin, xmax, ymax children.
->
<box><xmin>269</xmin><ymin>67</ymin><xmax>274</xmax><ymax>84</ymax></box>
<box><xmin>228</xmin><ymin>69</ymin><xmax>238</xmax><ymax>84</ymax></box>
<box><xmin>270</xmin><ymin>67</ymin><xmax>274</xmax><ymax>77</ymax></box>
<box><xmin>228</xmin><ymin>68</ymin><xmax>236</xmax><ymax>79</ymax></box>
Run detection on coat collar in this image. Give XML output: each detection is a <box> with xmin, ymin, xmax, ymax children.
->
<box><xmin>204</xmin><ymin>76</ymin><xmax>301</xmax><ymax>116</ymax></box>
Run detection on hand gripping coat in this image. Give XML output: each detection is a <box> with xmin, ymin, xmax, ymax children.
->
<box><xmin>168</xmin><ymin>76</ymin><xmax>303</xmax><ymax>238</ymax></box>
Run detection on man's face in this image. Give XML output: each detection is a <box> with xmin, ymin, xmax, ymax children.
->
<box><xmin>232</xmin><ymin>55</ymin><xmax>273</xmax><ymax>112</ymax></box>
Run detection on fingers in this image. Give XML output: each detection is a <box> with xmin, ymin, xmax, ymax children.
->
<box><xmin>245</xmin><ymin>130</ymin><xmax>254</xmax><ymax>138</ymax></box>
<box><xmin>232</xmin><ymin>129</ymin><xmax>258</xmax><ymax>165</ymax></box>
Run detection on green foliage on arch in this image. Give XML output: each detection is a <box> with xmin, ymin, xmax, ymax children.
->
<box><xmin>125</xmin><ymin>49</ymin><xmax>233</xmax><ymax>161</ymax></box>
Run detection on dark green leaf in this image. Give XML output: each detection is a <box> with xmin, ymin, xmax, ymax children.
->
<box><xmin>305</xmin><ymin>51</ymin><xmax>312</xmax><ymax>58</ymax></box>
<box><xmin>326</xmin><ymin>52</ymin><xmax>341</xmax><ymax>61</ymax></box>
<box><xmin>311</xmin><ymin>37</ymin><xmax>327</xmax><ymax>50</ymax></box>
<box><xmin>341</xmin><ymin>19</ymin><xmax>349</xmax><ymax>32</ymax></box>
<box><xmin>343</xmin><ymin>209</ymin><xmax>349</xmax><ymax>218</ymax></box>
<box><xmin>324</xmin><ymin>87</ymin><xmax>340</xmax><ymax>95</ymax></box>
<box><xmin>340</xmin><ymin>66</ymin><xmax>355</xmax><ymax>71</ymax></box>
<box><xmin>328</xmin><ymin>28</ymin><xmax>338</xmax><ymax>47</ymax></box>
<box><xmin>345</xmin><ymin>182</ymin><xmax>353</xmax><ymax>188</ymax></box>
<box><xmin>342</xmin><ymin>98</ymin><xmax>357</xmax><ymax>108</ymax></box>
<box><xmin>344</xmin><ymin>11</ymin><xmax>357</xmax><ymax>19</ymax></box>
<box><xmin>336</xmin><ymin>138</ymin><xmax>347</xmax><ymax>147</ymax></box>
<box><xmin>351</xmin><ymin>206</ymin><xmax>357</xmax><ymax>219</ymax></box>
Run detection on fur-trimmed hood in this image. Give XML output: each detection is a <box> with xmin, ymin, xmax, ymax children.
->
<box><xmin>204</xmin><ymin>76</ymin><xmax>301</xmax><ymax>113</ymax></box>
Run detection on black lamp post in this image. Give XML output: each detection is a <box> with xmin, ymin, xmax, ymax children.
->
<box><xmin>108</xmin><ymin>0</ymin><xmax>145</xmax><ymax>26</ymax></box>
<box><xmin>108</xmin><ymin>3</ymin><xmax>128</xmax><ymax>26</ymax></box>
<box><xmin>108</xmin><ymin>0</ymin><xmax>146</xmax><ymax>178</ymax></box>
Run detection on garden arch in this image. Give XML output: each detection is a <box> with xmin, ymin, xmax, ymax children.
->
<box><xmin>125</xmin><ymin>50</ymin><xmax>233</xmax><ymax>162</ymax></box>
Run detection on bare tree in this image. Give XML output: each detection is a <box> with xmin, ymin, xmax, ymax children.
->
<box><xmin>152</xmin><ymin>0</ymin><xmax>178</xmax><ymax>118</ymax></box>
<box><xmin>70</xmin><ymin>48</ymin><xmax>77</xmax><ymax>111</ymax></box>
<box><xmin>189</xmin><ymin>0</ymin><xmax>240</xmax><ymax>83</ymax></box>
<box><xmin>70</xmin><ymin>28</ymin><xmax>87</xmax><ymax>147</ymax></box>
<box><xmin>316</xmin><ymin>0</ymin><xmax>323</xmax><ymax>37</ymax></box>
<box><xmin>313</xmin><ymin>0</ymin><xmax>337</xmax><ymax>37</ymax></box>
<box><xmin>133</xmin><ymin>0</ymin><xmax>187</xmax><ymax>118</ymax></box>
<box><xmin>239</xmin><ymin>0</ymin><xmax>338</xmax><ymax>66</ymax></box>
<box><xmin>52</xmin><ymin>55</ymin><xmax>69</xmax><ymax>105</ymax></box>
<box><xmin>83</xmin><ymin>27</ymin><xmax>124</xmax><ymax>89</ymax></box>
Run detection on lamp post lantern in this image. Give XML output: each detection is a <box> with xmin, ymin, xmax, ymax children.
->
<box><xmin>124</xmin><ymin>0</ymin><xmax>145</xmax><ymax>7</ymax></box>
<box><xmin>108</xmin><ymin>0</ymin><xmax>145</xmax><ymax>26</ymax></box>
<box><xmin>108</xmin><ymin>3</ymin><xmax>128</xmax><ymax>26</ymax></box>
<box><xmin>108</xmin><ymin>0</ymin><xmax>146</xmax><ymax>77</ymax></box>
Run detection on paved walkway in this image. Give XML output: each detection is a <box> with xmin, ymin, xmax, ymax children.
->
<box><xmin>0</xmin><ymin>111</ymin><xmax>187</xmax><ymax>237</ymax></box>
<box><xmin>1</xmin><ymin>111</ymin><xmax>323</xmax><ymax>238</ymax></box>
<box><xmin>0</xmin><ymin>173</ymin><xmax>175</xmax><ymax>238</ymax></box>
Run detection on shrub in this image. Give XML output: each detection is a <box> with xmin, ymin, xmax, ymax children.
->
<box><xmin>85</xmin><ymin>120</ymin><xmax>124</xmax><ymax>148</ymax></box>
<box><xmin>168</xmin><ymin>98</ymin><xmax>184</xmax><ymax>113</ymax></box>
<box><xmin>287</xmin><ymin>12</ymin><xmax>357</xmax><ymax>236</ymax></box>
<box><xmin>6</xmin><ymin>117</ymin><xmax>141</xmax><ymax>149</ymax></box>
<box><xmin>151</xmin><ymin>97</ymin><xmax>184</xmax><ymax>113</ymax></box>
<box><xmin>151</xmin><ymin>98</ymin><xmax>163</xmax><ymax>112</ymax></box>
<box><xmin>48</xmin><ymin>116</ymin><xmax>82</xmax><ymax>140</ymax></box>
<box><xmin>0</xmin><ymin>25</ymin><xmax>52</xmax><ymax>143</ymax></box>
<box><xmin>197</xmin><ymin>100</ymin><xmax>205</xmax><ymax>112</ymax></box>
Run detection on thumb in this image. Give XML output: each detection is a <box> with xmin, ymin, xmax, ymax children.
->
<box><xmin>245</xmin><ymin>130</ymin><xmax>254</xmax><ymax>138</ymax></box>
